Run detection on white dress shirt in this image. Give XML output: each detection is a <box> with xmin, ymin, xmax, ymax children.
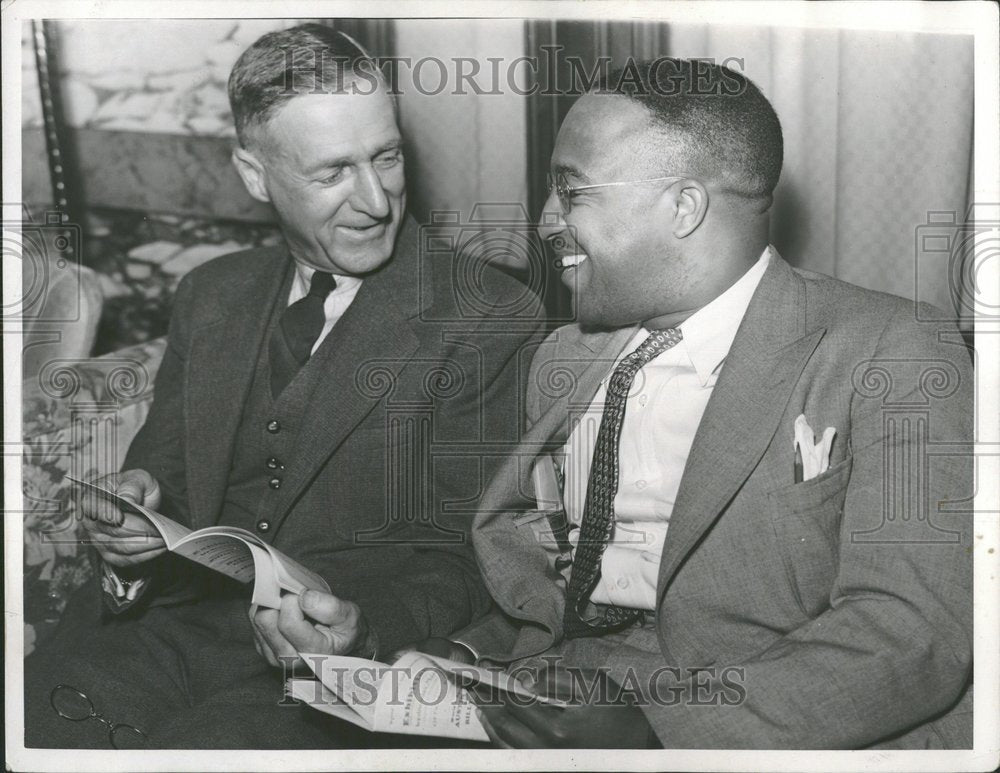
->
<box><xmin>560</xmin><ymin>246</ymin><xmax>772</xmax><ymax>610</ymax></box>
<box><xmin>288</xmin><ymin>262</ymin><xmax>364</xmax><ymax>355</ymax></box>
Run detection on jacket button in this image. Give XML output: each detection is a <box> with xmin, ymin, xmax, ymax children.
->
<box><xmin>266</xmin><ymin>420</ymin><xmax>280</xmax><ymax>433</ymax></box>
<box><xmin>268</xmin><ymin>477</ymin><xmax>282</xmax><ymax>489</ymax></box>
<box><xmin>256</xmin><ymin>520</ymin><xmax>270</xmax><ymax>533</ymax></box>
<box><xmin>266</xmin><ymin>457</ymin><xmax>283</xmax><ymax>470</ymax></box>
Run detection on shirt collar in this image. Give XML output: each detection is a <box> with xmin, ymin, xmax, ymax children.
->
<box><xmin>671</xmin><ymin>245</ymin><xmax>772</xmax><ymax>387</ymax></box>
<box><xmin>290</xmin><ymin>261</ymin><xmax>363</xmax><ymax>303</ymax></box>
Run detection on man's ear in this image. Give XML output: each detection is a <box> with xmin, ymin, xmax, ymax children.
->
<box><xmin>670</xmin><ymin>180</ymin><xmax>709</xmax><ymax>238</ymax></box>
<box><xmin>231</xmin><ymin>146</ymin><xmax>271</xmax><ymax>204</ymax></box>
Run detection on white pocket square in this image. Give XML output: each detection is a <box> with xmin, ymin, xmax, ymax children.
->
<box><xmin>793</xmin><ymin>414</ymin><xmax>836</xmax><ymax>482</ymax></box>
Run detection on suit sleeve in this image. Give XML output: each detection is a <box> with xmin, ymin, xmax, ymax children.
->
<box><xmin>640</xmin><ymin>307</ymin><xmax>974</xmax><ymax>748</ymax></box>
<box><xmin>100</xmin><ymin>273</ymin><xmax>201</xmax><ymax>614</ymax></box>
<box><xmin>450</xmin><ymin>327</ymin><xmax>561</xmax><ymax>659</ymax></box>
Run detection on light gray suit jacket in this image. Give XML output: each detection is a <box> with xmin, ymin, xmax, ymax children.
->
<box><xmin>459</xmin><ymin>253</ymin><xmax>974</xmax><ymax>749</ymax></box>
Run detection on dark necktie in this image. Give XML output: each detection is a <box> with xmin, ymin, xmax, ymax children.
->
<box><xmin>563</xmin><ymin>327</ymin><xmax>684</xmax><ymax>639</ymax></box>
<box><xmin>269</xmin><ymin>270</ymin><xmax>337</xmax><ymax>397</ymax></box>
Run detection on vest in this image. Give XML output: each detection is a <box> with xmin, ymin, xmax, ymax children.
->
<box><xmin>218</xmin><ymin>265</ymin><xmax>340</xmax><ymax>542</ymax></box>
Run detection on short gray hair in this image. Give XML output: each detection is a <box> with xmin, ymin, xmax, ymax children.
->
<box><xmin>228</xmin><ymin>22</ymin><xmax>384</xmax><ymax>148</ymax></box>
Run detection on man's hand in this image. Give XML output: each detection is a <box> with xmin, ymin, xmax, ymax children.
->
<box><xmin>79</xmin><ymin>470</ymin><xmax>167</xmax><ymax>568</ymax></box>
<box><xmin>474</xmin><ymin>664</ymin><xmax>654</xmax><ymax>748</ymax></box>
<box><xmin>250</xmin><ymin>589</ymin><xmax>374</xmax><ymax>668</ymax></box>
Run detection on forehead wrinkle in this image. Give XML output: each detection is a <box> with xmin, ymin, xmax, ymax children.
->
<box><xmin>258</xmin><ymin>93</ymin><xmax>400</xmax><ymax>174</ymax></box>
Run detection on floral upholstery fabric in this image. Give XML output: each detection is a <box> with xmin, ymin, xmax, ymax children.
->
<box><xmin>22</xmin><ymin>337</ymin><xmax>166</xmax><ymax>653</ymax></box>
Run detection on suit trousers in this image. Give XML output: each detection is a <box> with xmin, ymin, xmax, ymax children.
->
<box><xmin>24</xmin><ymin>579</ymin><xmax>480</xmax><ymax>750</ymax></box>
<box><xmin>24</xmin><ymin>579</ymin><xmax>338</xmax><ymax>749</ymax></box>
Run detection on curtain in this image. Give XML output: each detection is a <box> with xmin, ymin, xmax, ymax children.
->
<box><xmin>393</xmin><ymin>19</ymin><xmax>528</xmax><ymax>223</ymax></box>
<box><xmin>668</xmin><ymin>24</ymin><xmax>974</xmax><ymax>327</ymax></box>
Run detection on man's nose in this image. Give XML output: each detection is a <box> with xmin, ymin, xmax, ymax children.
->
<box><xmin>351</xmin><ymin>165</ymin><xmax>391</xmax><ymax>219</ymax></box>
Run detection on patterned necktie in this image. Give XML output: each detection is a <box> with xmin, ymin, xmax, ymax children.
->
<box><xmin>269</xmin><ymin>270</ymin><xmax>337</xmax><ymax>397</ymax></box>
<box><xmin>563</xmin><ymin>327</ymin><xmax>684</xmax><ymax>639</ymax></box>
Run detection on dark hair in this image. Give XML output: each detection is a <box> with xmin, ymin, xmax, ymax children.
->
<box><xmin>228</xmin><ymin>23</ymin><xmax>382</xmax><ymax>148</ymax></box>
<box><xmin>597</xmin><ymin>58</ymin><xmax>783</xmax><ymax>202</ymax></box>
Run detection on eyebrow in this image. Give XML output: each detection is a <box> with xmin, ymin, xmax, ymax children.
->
<box><xmin>553</xmin><ymin>162</ymin><xmax>592</xmax><ymax>183</ymax></box>
<box><xmin>304</xmin><ymin>140</ymin><xmax>403</xmax><ymax>176</ymax></box>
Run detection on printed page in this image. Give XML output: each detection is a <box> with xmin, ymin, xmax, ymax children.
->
<box><xmin>286</xmin><ymin>679</ymin><xmax>372</xmax><ymax>730</ymax></box>
<box><xmin>370</xmin><ymin>653</ymin><xmax>489</xmax><ymax>741</ymax></box>
<box><xmin>169</xmin><ymin>533</ymin><xmax>269</xmax><ymax>594</ymax></box>
<box><xmin>192</xmin><ymin>526</ymin><xmax>329</xmax><ymax>604</ymax></box>
<box><xmin>300</xmin><ymin>653</ymin><xmax>383</xmax><ymax>726</ymax></box>
<box><xmin>300</xmin><ymin>652</ymin><xmax>554</xmax><ymax>740</ymax></box>
<box><xmin>67</xmin><ymin>477</ymin><xmax>273</xmax><ymax>598</ymax></box>
<box><xmin>297</xmin><ymin>654</ymin><xmax>489</xmax><ymax>741</ymax></box>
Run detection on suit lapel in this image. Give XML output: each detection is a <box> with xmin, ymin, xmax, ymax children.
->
<box><xmin>268</xmin><ymin>219</ymin><xmax>424</xmax><ymax>523</ymax></box>
<box><xmin>656</xmin><ymin>254</ymin><xmax>826</xmax><ymax>597</ymax></box>
<box><xmin>532</xmin><ymin>325</ymin><xmax>639</xmax><ymax>455</ymax></box>
<box><xmin>267</xmin><ymin>274</ymin><xmax>421</xmax><ymax>522</ymax></box>
<box><xmin>185</xmin><ymin>250</ymin><xmax>290</xmax><ymax>528</ymax></box>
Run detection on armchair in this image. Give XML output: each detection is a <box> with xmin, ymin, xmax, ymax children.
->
<box><xmin>22</xmin><ymin>337</ymin><xmax>166</xmax><ymax>652</ymax></box>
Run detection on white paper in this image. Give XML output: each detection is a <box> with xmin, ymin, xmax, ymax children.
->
<box><xmin>66</xmin><ymin>476</ymin><xmax>330</xmax><ymax>608</ymax></box>
<box><xmin>300</xmin><ymin>652</ymin><xmax>490</xmax><ymax>741</ymax></box>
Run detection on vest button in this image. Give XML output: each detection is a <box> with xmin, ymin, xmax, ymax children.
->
<box><xmin>268</xmin><ymin>477</ymin><xmax>282</xmax><ymax>489</ymax></box>
<box><xmin>256</xmin><ymin>520</ymin><xmax>270</xmax><ymax>533</ymax></box>
<box><xmin>266</xmin><ymin>420</ymin><xmax>280</xmax><ymax>433</ymax></box>
<box><xmin>266</xmin><ymin>457</ymin><xmax>283</xmax><ymax>470</ymax></box>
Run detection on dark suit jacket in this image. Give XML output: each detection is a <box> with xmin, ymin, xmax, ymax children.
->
<box><xmin>119</xmin><ymin>218</ymin><xmax>546</xmax><ymax>654</ymax></box>
<box><xmin>460</xmin><ymin>253</ymin><xmax>974</xmax><ymax>748</ymax></box>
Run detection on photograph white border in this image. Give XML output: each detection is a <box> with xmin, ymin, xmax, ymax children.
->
<box><xmin>4</xmin><ymin>1</ymin><xmax>998</xmax><ymax>771</ymax></box>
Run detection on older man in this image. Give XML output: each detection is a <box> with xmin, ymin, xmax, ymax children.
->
<box><xmin>24</xmin><ymin>23</ymin><xmax>541</xmax><ymax>748</ymax></box>
<box><xmin>445</xmin><ymin>59</ymin><xmax>973</xmax><ymax>749</ymax></box>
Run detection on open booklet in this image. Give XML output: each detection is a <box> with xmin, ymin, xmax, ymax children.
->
<box><xmin>67</xmin><ymin>476</ymin><xmax>330</xmax><ymax>608</ymax></box>
<box><xmin>288</xmin><ymin>650</ymin><xmax>565</xmax><ymax>742</ymax></box>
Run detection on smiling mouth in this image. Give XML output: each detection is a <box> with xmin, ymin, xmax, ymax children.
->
<box><xmin>339</xmin><ymin>221</ymin><xmax>388</xmax><ymax>238</ymax></box>
<box><xmin>556</xmin><ymin>253</ymin><xmax>588</xmax><ymax>269</ymax></box>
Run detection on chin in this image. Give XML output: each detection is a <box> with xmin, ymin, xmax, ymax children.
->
<box><xmin>576</xmin><ymin>307</ymin><xmax>629</xmax><ymax>332</ymax></box>
<box><xmin>326</xmin><ymin>239</ymin><xmax>396</xmax><ymax>275</ymax></box>
<box><xmin>572</xmin><ymin>293</ymin><xmax>630</xmax><ymax>328</ymax></box>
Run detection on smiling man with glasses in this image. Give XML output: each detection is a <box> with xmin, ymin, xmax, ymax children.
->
<box><xmin>407</xmin><ymin>58</ymin><xmax>974</xmax><ymax>750</ymax></box>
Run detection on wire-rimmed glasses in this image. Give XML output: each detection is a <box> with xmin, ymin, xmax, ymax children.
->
<box><xmin>49</xmin><ymin>684</ymin><xmax>148</xmax><ymax>749</ymax></box>
<box><xmin>545</xmin><ymin>171</ymin><xmax>693</xmax><ymax>214</ymax></box>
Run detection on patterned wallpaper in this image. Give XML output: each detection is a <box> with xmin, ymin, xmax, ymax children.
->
<box><xmin>21</xmin><ymin>18</ymin><xmax>529</xmax><ymax>222</ymax></box>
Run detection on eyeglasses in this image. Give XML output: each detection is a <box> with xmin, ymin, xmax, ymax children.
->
<box><xmin>546</xmin><ymin>172</ymin><xmax>692</xmax><ymax>214</ymax></box>
<box><xmin>50</xmin><ymin>684</ymin><xmax>148</xmax><ymax>749</ymax></box>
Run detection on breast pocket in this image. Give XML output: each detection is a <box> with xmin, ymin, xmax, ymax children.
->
<box><xmin>765</xmin><ymin>455</ymin><xmax>853</xmax><ymax>617</ymax></box>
